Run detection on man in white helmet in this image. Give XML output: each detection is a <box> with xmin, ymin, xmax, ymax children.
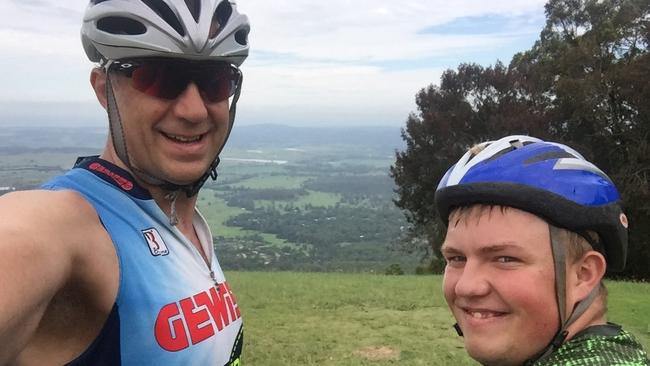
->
<box><xmin>0</xmin><ymin>1</ymin><xmax>249</xmax><ymax>364</ymax></box>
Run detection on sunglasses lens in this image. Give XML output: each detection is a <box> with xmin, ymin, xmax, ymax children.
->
<box><xmin>130</xmin><ymin>62</ymin><xmax>186</xmax><ymax>99</ymax></box>
<box><xmin>196</xmin><ymin>65</ymin><xmax>239</xmax><ymax>102</ymax></box>
<box><xmin>124</xmin><ymin>60</ymin><xmax>240</xmax><ymax>102</ymax></box>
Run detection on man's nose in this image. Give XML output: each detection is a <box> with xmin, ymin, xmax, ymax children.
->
<box><xmin>454</xmin><ymin>261</ymin><xmax>491</xmax><ymax>298</ymax></box>
<box><xmin>172</xmin><ymin>82</ymin><xmax>209</xmax><ymax>123</ymax></box>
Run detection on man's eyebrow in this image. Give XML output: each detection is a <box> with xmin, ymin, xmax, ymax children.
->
<box><xmin>440</xmin><ymin>244</ymin><xmax>461</xmax><ymax>254</ymax></box>
<box><xmin>478</xmin><ymin>243</ymin><xmax>522</xmax><ymax>254</ymax></box>
<box><xmin>441</xmin><ymin>242</ymin><xmax>522</xmax><ymax>255</ymax></box>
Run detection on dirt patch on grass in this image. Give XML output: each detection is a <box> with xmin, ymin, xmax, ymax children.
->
<box><xmin>354</xmin><ymin>346</ymin><xmax>400</xmax><ymax>361</ymax></box>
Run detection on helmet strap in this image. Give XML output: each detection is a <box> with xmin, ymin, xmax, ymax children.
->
<box><xmin>550</xmin><ymin>225</ymin><xmax>569</xmax><ymax>326</ymax></box>
<box><xmin>525</xmin><ymin>225</ymin><xmax>601</xmax><ymax>364</ymax></box>
<box><xmin>105</xmin><ymin>69</ymin><xmax>131</xmax><ymax>170</ymax></box>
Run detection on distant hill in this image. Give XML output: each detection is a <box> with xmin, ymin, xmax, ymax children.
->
<box><xmin>0</xmin><ymin>125</ymin><xmax>405</xmax><ymax>153</ymax></box>
<box><xmin>0</xmin><ymin>127</ymin><xmax>107</xmax><ymax>152</ymax></box>
<box><xmin>228</xmin><ymin>124</ymin><xmax>404</xmax><ymax>151</ymax></box>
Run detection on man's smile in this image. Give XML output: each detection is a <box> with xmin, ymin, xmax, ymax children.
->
<box><xmin>161</xmin><ymin>132</ymin><xmax>206</xmax><ymax>144</ymax></box>
<box><xmin>463</xmin><ymin>308</ymin><xmax>508</xmax><ymax>320</ymax></box>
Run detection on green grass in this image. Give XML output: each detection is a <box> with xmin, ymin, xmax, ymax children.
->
<box><xmin>228</xmin><ymin>273</ymin><xmax>475</xmax><ymax>365</ymax></box>
<box><xmin>233</xmin><ymin>175</ymin><xmax>311</xmax><ymax>189</ymax></box>
<box><xmin>197</xmin><ymin>190</ymin><xmax>248</xmax><ymax>237</ymax></box>
<box><xmin>222</xmin><ymin>147</ymin><xmax>310</xmax><ymax>162</ymax></box>
<box><xmin>227</xmin><ymin>272</ymin><xmax>650</xmax><ymax>366</ymax></box>
<box><xmin>606</xmin><ymin>280</ymin><xmax>650</xmax><ymax>348</ymax></box>
<box><xmin>255</xmin><ymin>190</ymin><xmax>342</xmax><ymax>209</ymax></box>
<box><xmin>293</xmin><ymin>190</ymin><xmax>341</xmax><ymax>207</ymax></box>
<box><xmin>197</xmin><ymin>190</ymin><xmax>288</xmax><ymax>246</ymax></box>
<box><xmin>218</xmin><ymin>161</ymin><xmax>289</xmax><ymax>177</ymax></box>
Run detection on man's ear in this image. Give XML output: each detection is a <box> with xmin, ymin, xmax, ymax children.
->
<box><xmin>569</xmin><ymin>250</ymin><xmax>607</xmax><ymax>302</ymax></box>
<box><xmin>90</xmin><ymin>68</ymin><xmax>108</xmax><ymax>109</ymax></box>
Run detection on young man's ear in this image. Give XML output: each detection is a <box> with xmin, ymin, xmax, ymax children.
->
<box><xmin>90</xmin><ymin>68</ymin><xmax>108</xmax><ymax>109</ymax></box>
<box><xmin>569</xmin><ymin>250</ymin><xmax>607</xmax><ymax>302</ymax></box>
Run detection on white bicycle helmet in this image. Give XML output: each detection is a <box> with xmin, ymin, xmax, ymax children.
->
<box><xmin>81</xmin><ymin>0</ymin><xmax>249</xmax><ymax>65</ymax></box>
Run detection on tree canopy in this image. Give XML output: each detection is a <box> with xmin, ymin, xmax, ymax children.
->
<box><xmin>391</xmin><ymin>0</ymin><xmax>650</xmax><ymax>279</ymax></box>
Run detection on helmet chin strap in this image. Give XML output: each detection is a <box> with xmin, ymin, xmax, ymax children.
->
<box><xmin>104</xmin><ymin>68</ymin><xmax>243</xmax><ymax>225</ymax></box>
<box><xmin>523</xmin><ymin>225</ymin><xmax>600</xmax><ymax>365</ymax></box>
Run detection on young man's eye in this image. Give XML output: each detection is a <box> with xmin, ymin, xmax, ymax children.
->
<box><xmin>446</xmin><ymin>256</ymin><xmax>466</xmax><ymax>263</ymax></box>
<box><xmin>496</xmin><ymin>256</ymin><xmax>518</xmax><ymax>263</ymax></box>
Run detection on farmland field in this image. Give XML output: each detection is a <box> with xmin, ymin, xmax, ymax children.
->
<box><xmin>0</xmin><ymin>126</ymin><xmax>420</xmax><ymax>273</ymax></box>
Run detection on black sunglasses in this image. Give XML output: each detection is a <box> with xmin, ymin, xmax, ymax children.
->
<box><xmin>109</xmin><ymin>58</ymin><xmax>241</xmax><ymax>103</ymax></box>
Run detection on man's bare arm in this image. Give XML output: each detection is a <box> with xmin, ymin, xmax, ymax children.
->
<box><xmin>0</xmin><ymin>190</ymin><xmax>97</xmax><ymax>363</ymax></box>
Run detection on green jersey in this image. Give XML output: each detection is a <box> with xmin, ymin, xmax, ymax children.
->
<box><xmin>534</xmin><ymin>323</ymin><xmax>649</xmax><ymax>366</ymax></box>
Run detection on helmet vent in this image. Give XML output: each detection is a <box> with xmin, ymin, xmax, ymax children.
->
<box><xmin>524</xmin><ymin>151</ymin><xmax>576</xmax><ymax>165</ymax></box>
<box><xmin>141</xmin><ymin>0</ymin><xmax>186</xmax><ymax>37</ymax></box>
<box><xmin>209</xmin><ymin>0</ymin><xmax>233</xmax><ymax>38</ymax></box>
<box><xmin>97</xmin><ymin>16</ymin><xmax>147</xmax><ymax>35</ymax></box>
<box><xmin>235</xmin><ymin>28</ymin><xmax>249</xmax><ymax>45</ymax></box>
<box><xmin>483</xmin><ymin>146</ymin><xmax>516</xmax><ymax>163</ymax></box>
<box><xmin>483</xmin><ymin>141</ymin><xmax>537</xmax><ymax>163</ymax></box>
<box><xmin>90</xmin><ymin>0</ymin><xmax>110</xmax><ymax>4</ymax></box>
<box><xmin>184</xmin><ymin>0</ymin><xmax>201</xmax><ymax>23</ymax></box>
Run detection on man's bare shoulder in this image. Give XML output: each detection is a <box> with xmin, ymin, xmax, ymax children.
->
<box><xmin>1</xmin><ymin>189</ymin><xmax>96</xmax><ymax>220</ymax></box>
<box><xmin>0</xmin><ymin>189</ymin><xmax>104</xmax><ymax>248</ymax></box>
<box><xmin>0</xmin><ymin>188</ymin><xmax>116</xmax><ymax>299</ymax></box>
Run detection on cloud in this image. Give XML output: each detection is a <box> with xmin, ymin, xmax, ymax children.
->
<box><xmin>240</xmin><ymin>0</ymin><xmax>546</xmax><ymax>62</ymax></box>
<box><xmin>238</xmin><ymin>62</ymin><xmax>445</xmax><ymax>126</ymax></box>
<box><xmin>2</xmin><ymin>1</ymin><xmax>81</xmax><ymax>33</ymax></box>
<box><xmin>0</xmin><ymin>0</ymin><xmax>547</xmax><ymax>126</ymax></box>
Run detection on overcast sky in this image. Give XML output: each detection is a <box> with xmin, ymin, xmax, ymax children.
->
<box><xmin>0</xmin><ymin>0</ymin><xmax>547</xmax><ymax>127</ymax></box>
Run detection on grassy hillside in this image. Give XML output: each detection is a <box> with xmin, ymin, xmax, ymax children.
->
<box><xmin>228</xmin><ymin>272</ymin><xmax>650</xmax><ymax>365</ymax></box>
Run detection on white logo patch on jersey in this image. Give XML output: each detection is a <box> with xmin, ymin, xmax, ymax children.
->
<box><xmin>142</xmin><ymin>228</ymin><xmax>169</xmax><ymax>256</ymax></box>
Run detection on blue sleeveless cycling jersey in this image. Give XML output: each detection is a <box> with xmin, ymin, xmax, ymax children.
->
<box><xmin>42</xmin><ymin>157</ymin><xmax>243</xmax><ymax>366</ymax></box>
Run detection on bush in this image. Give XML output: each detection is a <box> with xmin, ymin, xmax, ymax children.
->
<box><xmin>415</xmin><ymin>258</ymin><xmax>446</xmax><ymax>275</ymax></box>
<box><xmin>385</xmin><ymin>263</ymin><xmax>404</xmax><ymax>275</ymax></box>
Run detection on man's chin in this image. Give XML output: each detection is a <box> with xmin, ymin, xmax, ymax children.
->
<box><xmin>142</xmin><ymin>169</ymin><xmax>209</xmax><ymax>191</ymax></box>
<box><xmin>161</xmin><ymin>163</ymin><xmax>213</xmax><ymax>185</ymax></box>
<box><xmin>163</xmin><ymin>173</ymin><xmax>207</xmax><ymax>187</ymax></box>
<box><xmin>465</xmin><ymin>345</ymin><xmax>527</xmax><ymax>366</ymax></box>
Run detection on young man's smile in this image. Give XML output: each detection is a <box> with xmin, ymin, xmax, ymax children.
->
<box><xmin>460</xmin><ymin>306</ymin><xmax>508</xmax><ymax>321</ymax></box>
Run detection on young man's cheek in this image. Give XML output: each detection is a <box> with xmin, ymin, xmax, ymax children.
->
<box><xmin>441</xmin><ymin>271</ymin><xmax>460</xmax><ymax>304</ymax></box>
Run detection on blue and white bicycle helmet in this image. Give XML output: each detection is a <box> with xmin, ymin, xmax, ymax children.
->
<box><xmin>435</xmin><ymin>135</ymin><xmax>628</xmax><ymax>271</ymax></box>
<box><xmin>435</xmin><ymin>135</ymin><xmax>630</xmax><ymax>363</ymax></box>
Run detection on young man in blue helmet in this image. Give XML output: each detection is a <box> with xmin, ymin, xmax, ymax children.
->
<box><xmin>435</xmin><ymin>135</ymin><xmax>649</xmax><ymax>365</ymax></box>
<box><xmin>0</xmin><ymin>1</ymin><xmax>249</xmax><ymax>365</ymax></box>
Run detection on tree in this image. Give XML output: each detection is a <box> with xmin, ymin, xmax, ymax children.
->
<box><xmin>391</xmin><ymin>0</ymin><xmax>650</xmax><ymax>279</ymax></box>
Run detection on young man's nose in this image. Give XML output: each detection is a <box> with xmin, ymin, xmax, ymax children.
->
<box><xmin>172</xmin><ymin>82</ymin><xmax>210</xmax><ymax>122</ymax></box>
<box><xmin>454</xmin><ymin>261</ymin><xmax>491</xmax><ymax>298</ymax></box>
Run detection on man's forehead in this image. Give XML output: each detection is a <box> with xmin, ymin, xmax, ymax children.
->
<box><xmin>449</xmin><ymin>204</ymin><xmax>508</xmax><ymax>228</ymax></box>
<box><xmin>441</xmin><ymin>240</ymin><xmax>524</xmax><ymax>254</ymax></box>
<box><xmin>443</xmin><ymin>205</ymin><xmax>551</xmax><ymax>253</ymax></box>
<box><xmin>448</xmin><ymin>204</ymin><xmax>546</xmax><ymax>228</ymax></box>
